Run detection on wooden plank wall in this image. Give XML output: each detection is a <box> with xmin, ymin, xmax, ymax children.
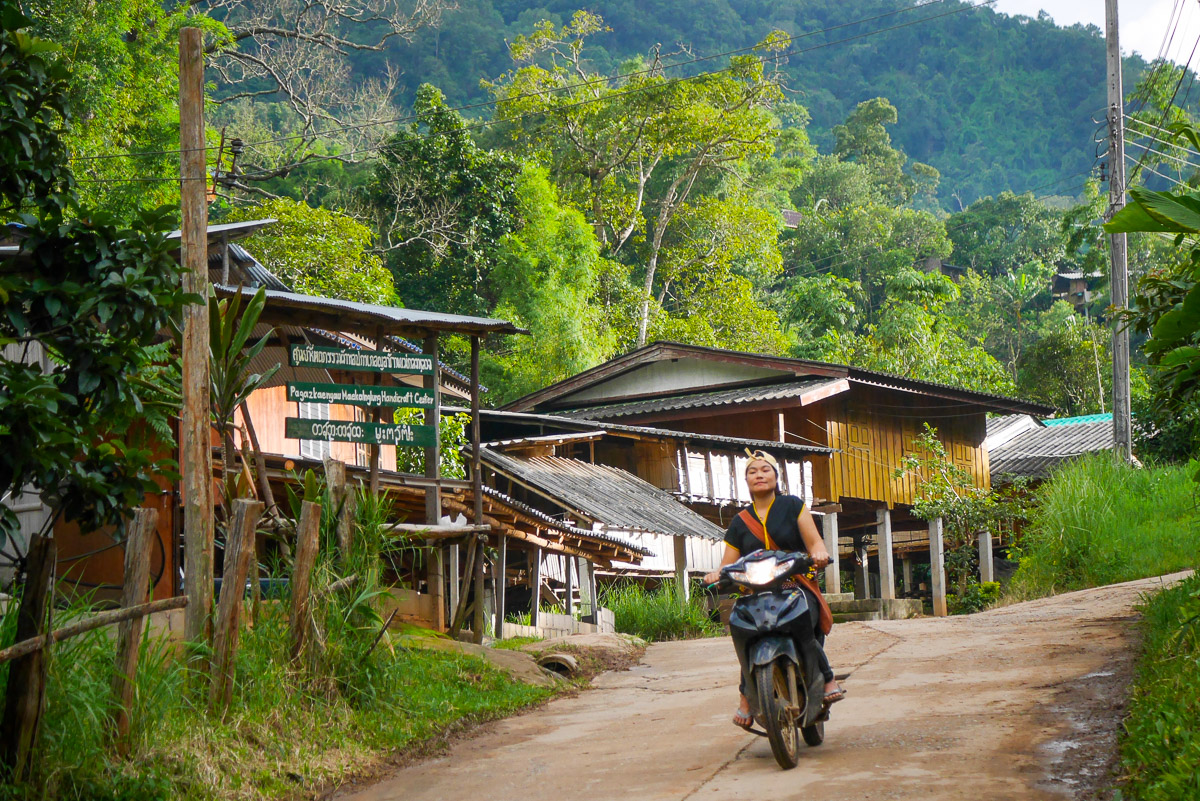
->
<box><xmin>239</xmin><ymin>385</ymin><xmax>397</xmax><ymax>471</ymax></box>
<box><xmin>824</xmin><ymin>386</ymin><xmax>988</xmax><ymax>507</ymax></box>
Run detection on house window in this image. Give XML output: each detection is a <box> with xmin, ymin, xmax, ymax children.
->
<box><xmin>298</xmin><ymin>401</ymin><xmax>331</xmax><ymax>461</ymax></box>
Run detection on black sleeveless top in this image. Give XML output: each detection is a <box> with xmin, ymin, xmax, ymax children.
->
<box><xmin>723</xmin><ymin>494</ymin><xmax>809</xmax><ymax>556</ymax></box>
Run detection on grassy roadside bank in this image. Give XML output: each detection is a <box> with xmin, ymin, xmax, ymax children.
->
<box><xmin>1116</xmin><ymin>573</ymin><xmax>1200</xmax><ymax>801</ymax></box>
<box><xmin>0</xmin><ymin>602</ymin><xmax>556</xmax><ymax>801</ymax></box>
<box><xmin>1005</xmin><ymin>455</ymin><xmax>1199</xmax><ymax>601</ymax></box>
<box><xmin>600</xmin><ymin>580</ymin><xmax>721</xmax><ymax>641</ymax></box>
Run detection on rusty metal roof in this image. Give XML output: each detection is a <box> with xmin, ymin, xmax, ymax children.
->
<box><xmin>990</xmin><ymin>415</ymin><xmax>1114</xmax><ymax>480</ymax></box>
<box><xmin>480</xmin><ymin>485</ymin><xmax>654</xmax><ymax>556</ymax></box>
<box><xmin>480</xmin><ymin>450</ymin><xmax>725</xmax><ymax>541</ymax></box>
<box><xmin>548</xmin><ymin>379</ymin><xmax>841</xmax><ymax>421</ymax></box>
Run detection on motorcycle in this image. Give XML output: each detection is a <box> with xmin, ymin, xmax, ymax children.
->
<box><xmin>714</xmin><ymin>549</ymin><xmax>831</xmax><ymax>769</ymax></box>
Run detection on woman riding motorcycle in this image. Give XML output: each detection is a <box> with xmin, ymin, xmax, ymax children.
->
<box><xmin>703</xmin><ymin>450</ymin><xmax>845</xmax><ymax>731</ymax></box>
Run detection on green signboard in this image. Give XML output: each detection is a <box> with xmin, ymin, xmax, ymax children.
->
<box><xmin>288</xmin><ymin>344</ymin><xmax>434</xmax><ymax>375</ymax></box>
<box><xmin>286</xmin><ymin>381</ymin><xmax>435</xmax><ymax>409</ymax></box>
<box><xmin>285</xmin><ymin>417</ymin><xmax>437</xmax><ymax>448</ymax></box>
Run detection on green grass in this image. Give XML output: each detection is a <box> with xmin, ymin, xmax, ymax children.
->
<box><xmin>1006</xmin><ymin>454</ymin><xmax>1200</xmax><ymax>600</ymax></box>
<box><xmin>1115</xmin><ymin>573</ymin><xmax>1200</xmax><ymax>801</ymax></box>
<box><xmin>0</xmin><ymin>485</ymin><xmax>558</xmax><ymax>800</ymax></box>
<box><xmin>599</xmin><ymin>580</ymin><xmax>721</xmax><ymax>641</ymax></box>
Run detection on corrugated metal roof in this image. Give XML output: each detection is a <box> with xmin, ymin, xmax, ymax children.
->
<box><xmin>1043</xmin><ymin>413</ymin><xmax>1113</xmax><ymax>427</ymax></box>
<box><xmin>548</xmin><ymin>379</ymin><xmax>840</xmax><ymax>421</ymax></box>
<box><xmin>480</xmin><ymin>485</ymin><xmax>654</xmax><ymax>556</ymax></box>
<box><xmin>214</xmin><ymin>284</ymin><xmax>527</xmax><ymax>336</ymax></box>
<box><xmin>464</xmin><ymin>408</ymin><xmax>831</xmax><ymax>456</ymax></box>
<box><xmin>990</xmin><ymin>418</ymin><xmax>1115</xmax><ymax>480</ymax></box>
<box><xmin>480</xmin><ymin>450</ymin><xmax>725</xmax><ymax>541</ymax></box>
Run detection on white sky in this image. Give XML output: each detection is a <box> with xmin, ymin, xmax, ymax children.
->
<box><xmin>991</xmin><ymin>0</ymin><xmax>1200</xmax><ymax>65</ymax></box>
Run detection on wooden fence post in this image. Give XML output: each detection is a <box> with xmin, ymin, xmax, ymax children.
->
<box><xmin>210</xmin><ymin>499</ymin><xmax>264</xmax><ymax>712</ymax></box>
<box><xmin>0</xmin><ymin>535</ymin><xmax>56</xmax><ymax>779</ymax></box>
<box><xmin>288</xmin><ymin>501</ymin><xmax>322</xmax><ymax>660</ymax></box>
<box><xmin>110</xmin><ymin>508</ymin><xmax>159</xmax><ymax>749</ymax></box>
<box><xmin>323</xmin><ymin>458</ymin><xmax>355</xmax><ymax>565</ymax></box>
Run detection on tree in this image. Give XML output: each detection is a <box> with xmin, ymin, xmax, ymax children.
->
<box><xmin>488</xmin><ymin>13</ymin><xmax>789</xmax><ymax>346</ymax></box>
<box><xmin>0</xmin><ymin>4</ymin><xmax>187</xmax><ymax>553</ymax></box>
<box><xmin>1015</xmin><ymin>302</ymin><xmax>1110</xmax><ymax>416</ymax></box>
<box><xmin>197</xmin><ymin>0</ymin><xmax>455</xmax><ymax>192</ymax></box>
<box><xmin>784</xmin><ymin>273</ymin><xmax>862</xmax><ymax>357</ymax></box>
<box><xmin>895</xmin><ymin>425</ymin><xmax>1008</xmax><ymax>598</ymax></box>
<box><xmin>945</xmin><ymin>191</ymin><xmax>1067</xmax><ymax>277</ymax></box>
<box><xmin>366</xmin><ymin>83</ymin><xmax>520</xmax><ymax>316</ymax></box>
<box><xmin>832</xmin><ymin>97</ymin><xmax>938</xmax><ymax>207</ymax></box>
<box><xmin>482</xmin><ymin>166</ymin><xmax>617</xmax><ymax>402</ymax></box>
<box><xmin>225</xmin><ymin>198</ymin><xmax>396</xmax><ymax>304</ymax></box>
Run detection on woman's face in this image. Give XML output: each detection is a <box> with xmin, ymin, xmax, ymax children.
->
<box><xmin>745</xmin><ymin>459</ymin><xmax>778</xmax><ymax>494</ymax></box>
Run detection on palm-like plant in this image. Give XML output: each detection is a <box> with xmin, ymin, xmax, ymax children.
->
<box><xmin>209</xmin><ymin>287</ymin><xmax>278</xmax><ymax>510</ymax></box>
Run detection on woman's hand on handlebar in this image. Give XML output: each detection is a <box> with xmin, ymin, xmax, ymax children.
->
<box><xmin>703</xmin><ymin>570</ymin><xmax>721</xmax><ymax>586</ymax></box>
<box><xmin>808</xmin><ymin>547</ymin><xmax>831</xmax><ymax>569</ymax></box>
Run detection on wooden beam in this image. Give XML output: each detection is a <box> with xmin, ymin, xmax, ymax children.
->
<box><xmin>0</xmin><ymin>597</ymin><xmax>187</xmax><ymax>666</ymax></box>
<box><xmin>180</xmin><ymin>25</ymin><xmax>214</xmax><ymax>649</ymax></box>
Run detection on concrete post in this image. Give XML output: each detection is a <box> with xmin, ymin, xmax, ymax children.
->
<box><xmin>902</xmin><ymin>557</ymin><xmax>914</xmax><ymax>595</ymax></box>
<box><xmin>494</xmin><ymin>535</ymin><xmax>507</xmax><ymax>638</ymax></box>
<box><xmin>564</xmin><ymin>554</ymin><xmax>575</xmax><ymax>617</ymax></box>
<box><xmin>978</xmin><ymin>531</ymin><xmax>995</xmax><ymax>583</ymax></box>
<box><xmin>877</xmin><ymin>509</ymin><xmax>896</xmax><ymax>600</ymax></box>
<box><xmin>823</xmin><ymin>512</ymin><xmax>841</xmax><ymax>594</ymax></box>
<box><xmin>853</xmin><ymin>536</ymin><xmax>870</xmax><ymax>600</ymax></box>
<box><xmin>577</xmin><ymin>557</ymin><xmax>596</xmax><ymax>623</ymax></box>
<box><xmin>673</xmin><ymin>535</ymin><xmax>690</xmax><ymax>605</ymax></box>
<box><xmin>929</xmin><ymin>517</ymin><xmax>948</xmax><ymax>617</ymax></box>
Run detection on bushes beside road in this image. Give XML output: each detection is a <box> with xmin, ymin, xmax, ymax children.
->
<box><xmin>1006</xmin><ymin>455</ymin><xmax>1198</xmax><ymax>600</ymax></box>
<box><xmin>600</xmin><ymin>580</ymin><xmax>721</xmax><ymax>641</ymax></box>
<box><xmin>1116</xmin><ymin>573</ymin><xmax>1200</xmax><ymax>801</ymax></box>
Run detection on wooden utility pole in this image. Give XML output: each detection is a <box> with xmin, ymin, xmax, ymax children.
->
<box><xmin>424</xmin><ymin>333</ymin><xmax>441</xmax><ymax>524</ymax></box>
<box><xmin>180</xmin><ymin>26</ymin><xmax>215</xmax><ymax>646</ymax></box>
<box><xmin>1107</xmin><ymin>0</ymin><xmax>1133</xmax><ymax>461</ymax></box>
<box><xmin>470</xmin><ymin>337</ymin><xmax>485</xmax><ymax>643</ymax></box>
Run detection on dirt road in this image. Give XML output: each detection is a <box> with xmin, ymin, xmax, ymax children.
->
<box><xmin>337</xmin><ymin>572</ymin><xmax>1189</xmax><ymax>801</ymax></box>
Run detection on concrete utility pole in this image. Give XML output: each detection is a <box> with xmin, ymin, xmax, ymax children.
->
<box><xmin>1106</xmin><ymin>0</ymin><xmax>1133</xmax><ymax>461</ymax></box>
<box><xmin>179</xmin><ymin>27</ymin><xmax>215</xmax><ymax>646</ymax></box>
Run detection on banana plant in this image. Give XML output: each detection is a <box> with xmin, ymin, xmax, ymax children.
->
<box><xmin>209</xmin><ymin>287</ymin><xmax>278</xmax><ymax>510</ymax></box>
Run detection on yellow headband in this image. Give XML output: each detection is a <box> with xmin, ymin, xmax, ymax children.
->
<box><xmin>744</xmin><ymin>448</ymin><xmax>780</xmax><ymax>476</ymax></box>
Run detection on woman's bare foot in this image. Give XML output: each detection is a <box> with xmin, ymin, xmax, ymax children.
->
<box><xmin>823</xmin><ymin>679</ymin><xmax>846</xmax><ymax>704</ymax></box>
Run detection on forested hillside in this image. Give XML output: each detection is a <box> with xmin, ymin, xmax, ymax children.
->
<box><xmin>380</xmin><ymin>0</ymin><xmax>1146</xmax><ymax>206</ymax></box>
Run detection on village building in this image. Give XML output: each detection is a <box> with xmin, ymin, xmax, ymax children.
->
<box><xmin>987</xmin><ymin>412</ymin><xmax>1117</xmax><ymax>483</ymax></box>
<box><xmin>502</xmin><ymin>341</ymin><xmax>1054</xmax><ymax>615</ymax></box>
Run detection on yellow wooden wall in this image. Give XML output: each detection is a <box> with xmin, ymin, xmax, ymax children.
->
<box><xmin>824</xmin><ymin>386</ymin><xmax>988</xmax><ymax>507</ymax></box>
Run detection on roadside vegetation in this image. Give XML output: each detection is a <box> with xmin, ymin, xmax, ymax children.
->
<box><xmin>1006</xmin><ymin>456</ymin><xmax>1198</xmax><ymax>601</ymax></box>
<box><xmin>600</xmin><ymin>580</ymin><xmax>721</xmax><ymax>641</ymax></box>
<box><xmin>0</xmin><ymin>488</ymin><xmax>557</xmax><ymax>800</ymax></box>
<box><xmin>1115</xmin><ymin>573</ymin><xmax>1200</xmax><ymax>801</ymax></box>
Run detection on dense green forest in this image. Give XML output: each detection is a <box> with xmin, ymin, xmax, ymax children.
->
<box><xmin>18</xmin><ymin>0</ymin><xmax>1200</xmax><ymax>454</ymax></box>
<box><xmin>380</xmin><ymin>0</ymin><xmax>1147</xmax><ymax>207</ymax></box>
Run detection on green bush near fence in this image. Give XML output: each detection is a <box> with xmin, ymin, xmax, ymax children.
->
<box><xmin>1006</xmin><ymin>454</ymin><xmax>1199</xmax><ymax>600</ymax></box>
<box><xmin>600</xmin><ymin>580</ymin><xmax>722</xmax><ymax>641</ymax></box>
<box><xmin>1114</xmin><ymin>573</ymin><xmax>1200</xmax><ymax>801</ymax></box>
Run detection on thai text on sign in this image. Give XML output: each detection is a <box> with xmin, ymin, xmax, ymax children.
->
<box><xmin>288</xmin><ymin>344</ymin><xmax>434</xmax><ymax>375</ymax></box>
<box><xmin>284</xmin><ymin>418</ymin><xmax>437</xmax><ymax>448</ymax></box>
<box><xmin>286</xmin><ymin>382</ymin><xmax>435</xmax><ymax>409</ymax></box>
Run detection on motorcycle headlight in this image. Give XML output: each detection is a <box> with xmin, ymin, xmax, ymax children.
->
<box><xmin>727</xmin><ymin>556</ymin><xmax>794</xmax><ymax>586</ymax></box>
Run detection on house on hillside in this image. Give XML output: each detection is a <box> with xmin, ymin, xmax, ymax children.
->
<box><xmin>1052</xmin><ymin>271</ymin><xmax>1103</xmax><ymax>309</ymax></box>
<box><xmin>503</xmin><ymin>342</ymin><xmax>1053</xmax><ymax>615</ymax></box>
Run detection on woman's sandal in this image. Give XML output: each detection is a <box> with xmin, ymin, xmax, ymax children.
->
<box><xmin>823</xmin><ymin>685</ymin><xmax>847</xmax><ymax>705</ymax></box>
<box><xmin>732</xmin><ymin>708</ymin><xmax>754</xmax><ymax>731</ymax></box>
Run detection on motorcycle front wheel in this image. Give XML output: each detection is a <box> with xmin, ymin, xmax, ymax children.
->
<box><xmin>755</xmin><ymin>661</ymin><xmax>799</xmax><ymax>769</ymax></box>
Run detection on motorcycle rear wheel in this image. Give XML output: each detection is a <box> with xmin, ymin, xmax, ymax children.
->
<box><xmin>755</xmin><ymin>661</ymin><xmax>800</xmax><ymax>769</ymax></box>
<box><xmin>801</xmin><ymin>721</ymin><xmax>824</xmax><ymax>746</ymax></box>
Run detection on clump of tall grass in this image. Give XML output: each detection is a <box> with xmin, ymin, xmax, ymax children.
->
<box><xmin>600</xmin><ymin>580</ymin><xmax>720</xmax><ymax>641</ymax></box>
<box><xmin>1007</xmin><ymin>454</ymin><xmax>1199</xmax><ymax>600</ymax></box>
<box><xmin>1115</xmin><ymin>573</ymin><xmax>1200</xmax><ymax>801</ymax></box>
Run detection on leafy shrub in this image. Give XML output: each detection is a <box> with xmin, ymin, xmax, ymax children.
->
<box><xmin>1115</xmin><ymin>574</ymin><xmax>1200</xmax><ymax>801</ymax></box>
<box><xmin>600</xmin><ymin>580</ymin><xmax>721</xmax><ymax>641</ymax></box>
<box><xmin>1007</xmin><ymin>455</ymin><xmax>1199</xmax><ymax>600</ymax></box>
<box><xmin>949</xmin><ymin>580</ymin><xmax>1001</xmax><ymax>614</ymax></box>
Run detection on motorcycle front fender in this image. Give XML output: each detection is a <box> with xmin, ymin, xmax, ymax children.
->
<box><xmin>748</xmin><ymin>635</ymin><xmax>800</xmax><ymax>669</ymax></box>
